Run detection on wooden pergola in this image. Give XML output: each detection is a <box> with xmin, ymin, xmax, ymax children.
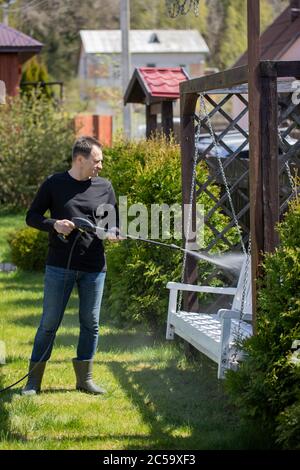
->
<box><xmin>181</xmin><ymin>0</ymin><xmax>300</xmax><ymax>327</ymax></box>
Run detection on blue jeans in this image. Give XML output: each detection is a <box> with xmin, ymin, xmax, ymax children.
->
<box><xmin>31</xmin><ymin>265</ymin><xmax>106</xmax><ymax>362</ymax></box>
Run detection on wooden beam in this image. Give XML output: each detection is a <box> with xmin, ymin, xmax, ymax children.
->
<box><xmin>260</xmin><ymin>60</ymin><xmax>300</xmax><ymax>78</ymax></box>
<box><xmin>180</xmin><ymin>65</ymin><xmax>248</xmax><ymax>95</ymax></box>
<box><xmin>248</xmin><ymin>0</ymin><xmax>261</xmax><ymax>331</ymax></box>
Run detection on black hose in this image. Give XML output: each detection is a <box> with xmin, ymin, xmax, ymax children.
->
<box><xmin>0</xmin><ymin>231</ymin><xmax>82</xmax><ymax>394</ymax></box>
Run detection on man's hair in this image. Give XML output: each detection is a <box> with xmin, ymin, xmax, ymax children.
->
<box><xmin>72</xmin><ymin>136</ymin><xmax>103</xmax><ymax>160</ymax></box>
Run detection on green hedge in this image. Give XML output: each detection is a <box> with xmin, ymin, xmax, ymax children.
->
<box><xmin>0</xmin><ymin>94</ymin><xmax>75</xmax><ymax>209</ymax></box>
<box><xmin>9</xmin><ymin>227</ymin><xmax>48</xmax><ymax>271</ymax></box>
<box><xmin>102</xmin><ymin>136</ymin><xmax>239</xmax><ymax>327</ymax></box>
<box><xmin>225</xmin><ymin>199</ymin><xmax>300</xmax><ymax>449</ymax></box>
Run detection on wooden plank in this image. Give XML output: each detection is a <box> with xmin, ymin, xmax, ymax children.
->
<box><xmin>167</xmin><ymin>282</ymin><xmax>237</xmax><ymax>296</ymax></box>
<box><xmin>170</xmin><ymin>313</ymin><xmax>220</xmax><ymax>362</ymax></box>
<box><xmin>180</xmin><ymin>65</ymin><xmax>248</xmax><ymax>95</ymax></box>
<box><xmin>268</xmin><ymin>61</ymin><xmax>300</xmax><ymax>78</ymax></box>
<box><xmin>202</xmin><ymin>78</ymin><xmax>299</xmax><ymax>95</ymax></box>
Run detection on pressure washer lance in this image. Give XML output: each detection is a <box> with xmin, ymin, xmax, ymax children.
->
<box><xmin>72</xmin><ymin>217</ymin><xmax>244</xmax><ymax>273</ymax></box>
<box><xmin>0</xmin><ymin>216</ymin><xmax>242</xmax><ymax>394</ymax></box>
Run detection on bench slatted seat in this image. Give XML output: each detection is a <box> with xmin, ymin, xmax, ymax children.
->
<box><xmin>166</xmin><ymin>256</ymin><xmax>252</xmax><ymax>378</ymax></box>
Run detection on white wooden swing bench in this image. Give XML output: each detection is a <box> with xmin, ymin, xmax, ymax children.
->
<box><xmin>166</xmin><ymin>256</ymin><xmax>252</xmax><ymax>378</ymax></box>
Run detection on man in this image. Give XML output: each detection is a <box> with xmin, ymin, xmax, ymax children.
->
<box><xmin>22</xmin><ymin>136</ymin><xmax>119</xmax><ymax>395</ymax></box>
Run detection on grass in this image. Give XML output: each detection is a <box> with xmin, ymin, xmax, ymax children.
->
<box><xmin>0</xmin><ymin>212</ymin><xmax>265</xmax><ymax>450</ymax></box>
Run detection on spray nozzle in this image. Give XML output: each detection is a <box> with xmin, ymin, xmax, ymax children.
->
<box><xmin>72</xmin><ymin>217</ymin><xmax>97</xmax><ymax>233</ymax></box>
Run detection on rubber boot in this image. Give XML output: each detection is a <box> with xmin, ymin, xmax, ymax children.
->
<box><xmin>72</xmin><ymin>358</ymin><xmax>106</xmax><ymax>395</ymax></box>
<box><xmin>21</xmin><ymin>360</ymin><xmax>47</xmax><ymax>396</ymax></box>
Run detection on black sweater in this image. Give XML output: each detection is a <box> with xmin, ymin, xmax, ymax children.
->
<box><xmin>26</xmin><ymin>171</ymin><xmax>118</xmax><ymax>272</ymax></box>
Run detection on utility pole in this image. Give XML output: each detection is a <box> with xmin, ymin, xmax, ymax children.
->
<box><xmin>2</xmin><ymin>3</ymin><xmax>9</xmax><ymax>25</ymax></box>
<box><xmin>2</xmin><ymin>1</ymin><xmax>16</xmax><ymax>26</ymax></box>
<box><xmin>120</xmin><ymin>0</ymin><xmax>131</xmax><ymax>138</ymax></box>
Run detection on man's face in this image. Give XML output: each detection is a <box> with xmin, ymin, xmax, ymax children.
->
<box><xmin>80</xmin><ymin>145</ymin><xmax>103</xmax><ymax>178</ymax></box>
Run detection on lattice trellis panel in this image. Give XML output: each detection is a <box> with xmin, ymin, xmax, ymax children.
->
<box><xmin>278</xmin><ymin>94</ymin><xmax>300</xmax><ymax>213</ymax></box>
<box><xmin>194</xmin><ymin>91</ymin><xmax>300</xmax><ymax>253</ymax></box>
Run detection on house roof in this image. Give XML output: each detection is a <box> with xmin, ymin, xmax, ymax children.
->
<box><xmin>234</xmin><ymin>6</ymin><xmax>300</xmax><ymax>67</ymax></box>
<box><xmin>124</xmin><ymin>67</ymin><xmax>189</xmax><ymax>105</ymax></box>
<box><xmin>0</xmin><ymin>23</ymin><xmax>43</xmax><ymax>53</ymax></box>
<box><xmin>80</xmin><ymin>29</ymin><xmax>209</xmax><ymax>55</ymax></box>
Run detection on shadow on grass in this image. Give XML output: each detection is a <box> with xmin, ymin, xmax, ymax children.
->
<box><xmin>109</xmin><ymin>360</ymin><xmax>227</xmax><ymax>450</ymax></box>
<box><xmin>105</xmin><ymin>356</ymin><xmax>261</xmax><ymax>450</ymax></box>
<box><xmin>0</xmin><ymin>367</ymin><xmax>17</xmax><ymax>442</ymax></box>
<box><xmin>0</xmin><ymin>271</ymin><xmax>44</xmax><ymax>293</ymax></box>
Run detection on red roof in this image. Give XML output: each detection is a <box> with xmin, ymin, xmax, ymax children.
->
<box><xmin>0</xmin><ymin>23</ymin><xmax>43</xmax><ymax>52</ymax></box>
<box><xmin>234</xmin><ymin>6</ymin><xmax>300</xmax><ymax>67</ymax></box>
<box><xmin>124</xmin><ymin>67</ymin><xmax>189</xmax><ymax>105</ymax></box>
<box><xmin>139</xmin><ymin>67</ymin><xmax>188</xmax><ymax>98</ymax></box>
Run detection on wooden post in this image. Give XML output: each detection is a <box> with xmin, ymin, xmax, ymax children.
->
<box><xmin>120</xmin><ymin>0</ymin><xmax>131</xmax><ymax>138</ymax></box>
<box><xmin>161</xmin><ymin>100</ymin><xmax>174</xmax><ymax>140</ymax></box>
<box><xmin>180</xmin><ymin>91</ymin><xmax>198</xmax><ymax>312</ymax></box>
<box><xmin>260</xmin><ymin>62</ymin><xmax>279</xmax><ymax>252</ymax></box>
<box><xmin>146</xmin><ymin>104</ymin><xmax>157</xmax><ymax>139</ymax></box>
<box><xmin>248</xmin><ymin>1</ymin><xmax>280</xmax><ymax>330</ymax></box>
<box><xmin>248</xmin><ymin>0</ymin><xmax>261</xmax><ymax>330</ymax></box>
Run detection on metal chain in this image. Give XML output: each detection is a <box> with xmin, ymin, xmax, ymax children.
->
<box><xmin>177</xmin><ymin>105</ymin><xmax>202</xmax><ymax>312</ymax></box>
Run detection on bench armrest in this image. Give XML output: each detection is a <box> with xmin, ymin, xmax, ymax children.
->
<box><xmin>218</xmin><ymin>309</ymin><xmax>252</xmax><ymax>321</ymax></box>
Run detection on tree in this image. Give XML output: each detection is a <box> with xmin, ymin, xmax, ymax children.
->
<box><xmin>216</xmin><ymin>0</ymin><xmax>274</xmax><ymax>70</ymax></box>
<box><xmin>21</xmin><ymin>56</ymin><xmax>53</xmax><ymax>100</ymax></box>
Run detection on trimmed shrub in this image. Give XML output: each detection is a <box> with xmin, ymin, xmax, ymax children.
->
<box><xmin>0</xmin><ymin>94</ymin><xmax>75</xmax><ymax>209</ymax></box>
<box><xmin>9</xmin><ymin>227</ymin><xmax>48</xmax><ymax>271</ymax></box>
<box><xmin>102</xmin><ymin>135</ymin><xmax>240</xmax><ymax>327</ymax></box>
<box><xmin>225</xmin><ymin>199</ymin><xmax>300</xmax><ymax>449</ymax></box>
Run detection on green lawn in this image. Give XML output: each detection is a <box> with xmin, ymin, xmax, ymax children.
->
<box><xmin>0</xmin><ymin>213</ymin><xmax>262</xmax><ymax>450</ymax></box>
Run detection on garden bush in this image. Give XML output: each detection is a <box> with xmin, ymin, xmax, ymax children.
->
<box><xmin>9</xmin><ymin>227</ymin><xmax>48</xmax><ymax>271</ymax></box>
<box><xmin>0</xmin><ymin>94</ymin><xmax>75</xmax><ymax>209</ymax></box>
<box><xmin>225</xmin><ymin>199</ymin><xmax>300</xmax><ymax>449</ymax></box>
<box><xmin>102</xmin><ymin>135</ymin><xmax>239</xmax><ymax>328</ymax></box>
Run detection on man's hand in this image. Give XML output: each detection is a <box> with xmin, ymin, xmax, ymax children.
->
<box><xmin>54</xmin><ymin>219</ymin><xmax>75</xmax><ymax>236</ymax></box>
<box><xmin>106</xmin><ymin>227</ymin><xmax>124</xmax><ymax>243</ymax></box>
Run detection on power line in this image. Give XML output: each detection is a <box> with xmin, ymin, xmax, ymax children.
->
<box><xmin>5</xmin><ymin>0</ymin><xmax>49</xmax><ymax>14</ymax></box>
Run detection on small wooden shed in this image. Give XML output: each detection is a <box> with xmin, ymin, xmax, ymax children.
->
<box><xmin>0</xmin><ymin>23</ymin><xmax>43</xmax><ymax>97</ymax></box>
<box><xmin>124</xmin><ymin>67</ymin><xmax>189</xmax><ymax>139</ymax></box>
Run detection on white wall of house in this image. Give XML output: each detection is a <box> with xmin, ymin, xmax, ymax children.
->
<box><xmin>78</xmin><ymin>50</ymin><xmax>205</xmax><ymax>92</ymax></box>
<box><xmin>78</xmin><ymin>29</ymin><xmax>209</xmax><ymax>134</ymax></box>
